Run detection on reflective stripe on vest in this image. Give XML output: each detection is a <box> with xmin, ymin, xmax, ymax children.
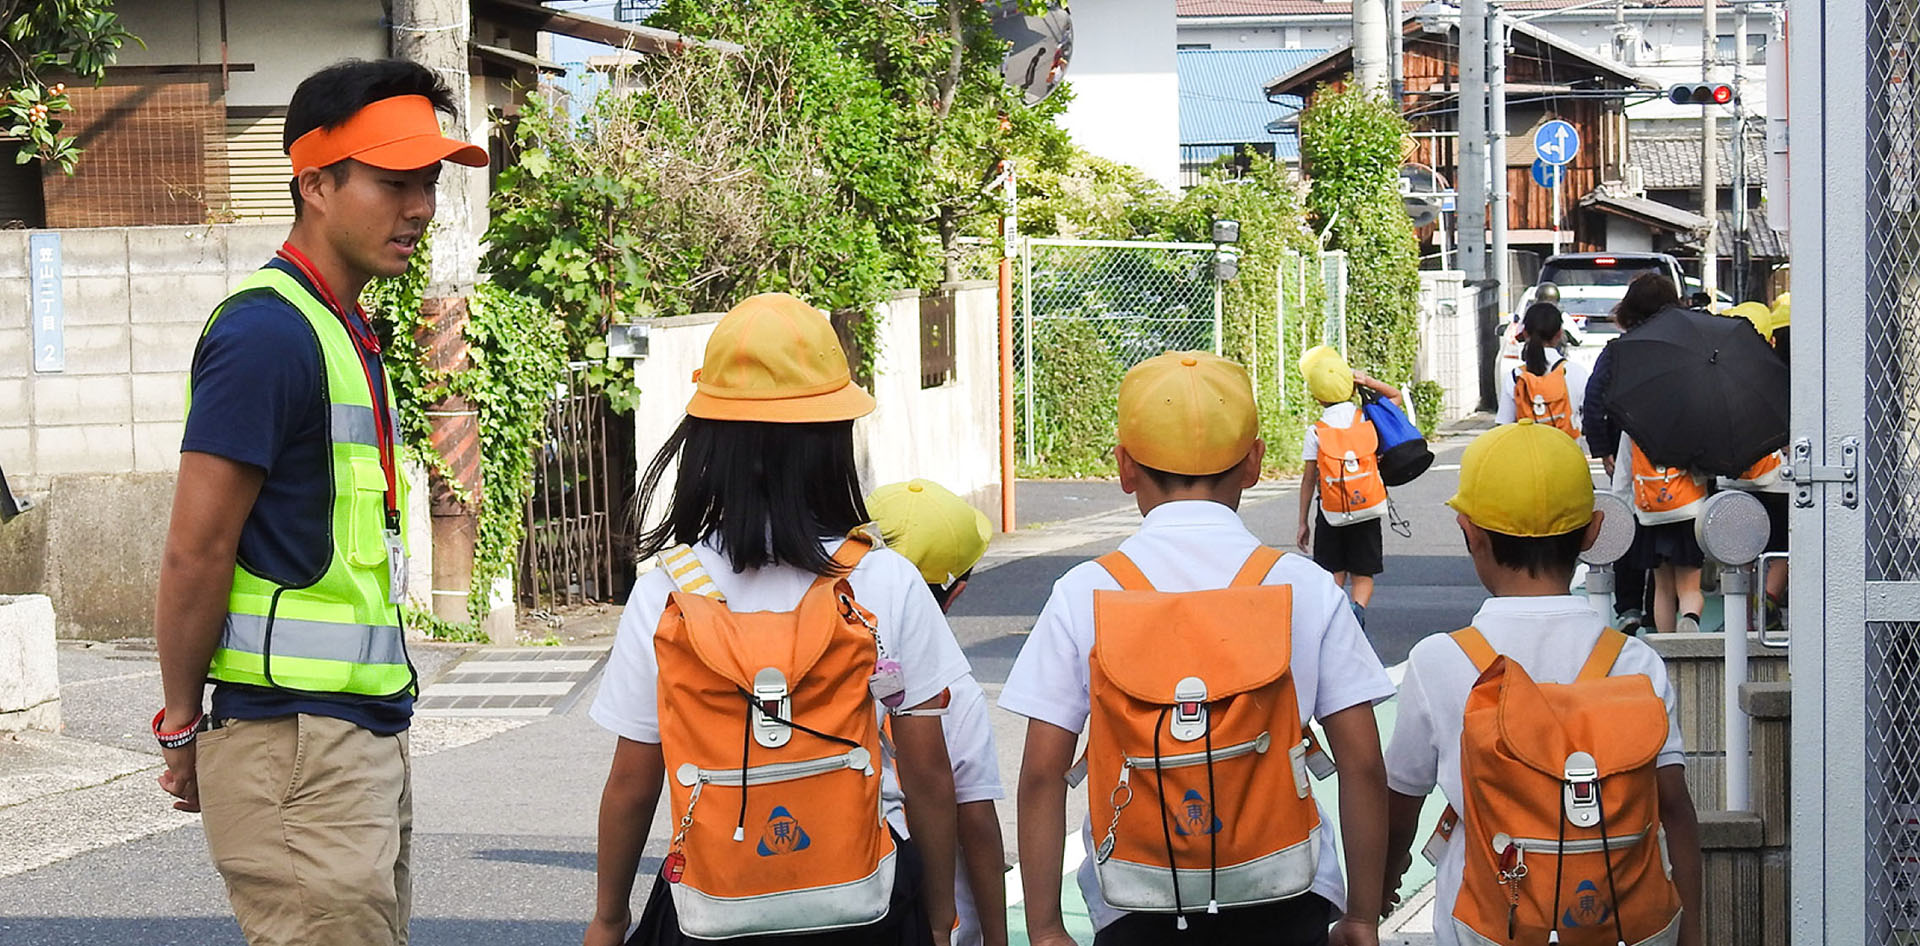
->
<box><xmin>193</xmin><ymin>267</ymin><xmax>414</xmax><ymax>699</ymax></box>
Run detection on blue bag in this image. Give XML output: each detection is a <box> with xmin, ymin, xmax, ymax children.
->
<box><xmin>1360</xmin><ymin>387</ymin><xmax>1433</xmax><ymax>486</ymax></box>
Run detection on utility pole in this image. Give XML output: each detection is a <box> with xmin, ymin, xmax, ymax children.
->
<box><xmin>1354</xmin><ymin>0</ymin><xmax>1390</xmax><ymax>93</ymax></box>
<box><xmin>1389</xmin><ymin>0</ymin><xmax>1406</xmax><ymax>108</ymax></box>
<box><xmin>1700</xmin><ymin>0</ymin><xmax>1720</xmax><ymax>299</ymax></box>
<box><xmin>1460</xmin><ymin>0</ymin><xmax>1494</xmax><ymax>411</ymax></box>
<box><xmin>1489</xmin><ymin>4</ymin><xmax>1511</xmax><ymax>312</ymax></box>
<box><xmin>1732</xmin><ymin>2</ymin><xmax>1750</xmax><ymax>302</ymax></box>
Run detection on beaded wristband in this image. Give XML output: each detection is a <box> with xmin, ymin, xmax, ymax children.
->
<box><xmin>151</xmin><ymin>708</ymin><xmax>203</xmax><ymax>750</ymax></box>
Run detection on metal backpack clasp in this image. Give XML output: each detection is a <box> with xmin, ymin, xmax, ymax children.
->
<box><xmin>752</xmin><ymin>668</ymin><xmax>792</xmax><ymax>749</ymax></box>
<box><xmin>1170</xmin><ymin>676</ymin><xmax>1209</xmax><ymax>742</ymax></box>
<box><xmin>1563</xmin><ymin>751</ymin><xmax>1601</xmax><ymax>828</ymax></box>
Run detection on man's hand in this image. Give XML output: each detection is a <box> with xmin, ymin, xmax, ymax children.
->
<box><xmin>157</xmin><ymin>740</ymin><xmax>199</xmax><ymax>813</ymax></box>
<box><xmin>1025</xmin><ymin>925</ymin><xmax>1080</xmax><ymax>946</ymax></box>
<box><xmin>1296</xmin><ymin>520</ymin><xmax>1312</xmax><ymax>553</ymax></box>
<box><xmin>582</xmin><ymin>911</ymin><xmax>629</xmax><ymax>946</ymax></box>
<box><xmin>1330</xmin><ymin>915</ymin><xmax>1381</xmax><ymax>946</ymax></box>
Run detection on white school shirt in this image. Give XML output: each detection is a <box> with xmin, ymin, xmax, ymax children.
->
<box><xmin>1382</xmin><ymin>596</ymin><xmax>1687</xmax><ymax>946</ymax></box>
<box><xmin>590</xmin><ymin>536</ymin><xmax>974</xmax><ymax>829</ymax></box>
<box><xmin>998</xmin><ymin>500</ymin><xmax>1397</xmax><ymax>929</ymax></box>
<box><xmin>1303</xmin><ymin>401</ymin><xmax>1389</xmax><ymax>526</ymax></box>
<box><xmin>1495</xmin><ymin>354</ymin><xmax>1592</xmax><ymax>427</ymax></box>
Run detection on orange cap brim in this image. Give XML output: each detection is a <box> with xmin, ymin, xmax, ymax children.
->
<box><xmin>686</xmin><ymin>383</ymin><xmax>877</xmax><ymax>423</ymax></box>
<box><xmin>288</xmin><ymin>94</ymin><xmax>488</xmax><ymax>173</ymax></box>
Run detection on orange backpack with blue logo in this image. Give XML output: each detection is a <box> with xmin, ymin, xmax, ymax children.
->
<box><xmin>1448</xmin><ymin>627</ymin><xmax>1682</xmax><ymax>946</ymax></box>
<box><xmin>1315</xmin><ymin>419</ymin><xmax>1389</xmax><ymax>518</ymax></box>
<box><xmin>1084</xmin><ymin>546</ymin><xmax>1321</xmax><ymax>927</ymax></box>
<box><xmin>652</xmin><ymin>536</ymin><xmax>897</xmax><ymax>939</ymax></box>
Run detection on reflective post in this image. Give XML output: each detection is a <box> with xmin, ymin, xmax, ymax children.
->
<box><xmin>1723</xmin><ymin>562</ymin><xmax>1753</xmax><ymax>811</ymax></box>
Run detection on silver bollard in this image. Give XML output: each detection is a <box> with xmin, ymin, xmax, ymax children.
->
<box><xmin>1696</xmin><ymin>489</ymin><xmax>1773</xmax><ymax>813</ymax></box>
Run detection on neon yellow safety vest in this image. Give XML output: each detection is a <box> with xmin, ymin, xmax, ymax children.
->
<box><xmin>189</xmin><ymin>267</ymin><xmax>415</xmax><ymax>698</ymax></box>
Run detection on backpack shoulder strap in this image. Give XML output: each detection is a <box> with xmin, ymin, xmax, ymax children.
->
<box><xmin>1230</xmin><ymin>546</ymin><xmax>1284</xmax><ymax>587</ymax></box>
<box><xmin>1577</xmin><ymin>628</ymin><xmax>1631</xmax><ymax>682</ymax></box>
<box><xmin>1095</xmin><ymin>551</ymin><xmax>1155</xmax><ymax>591</ymax></box>
<box><xmin>658</xmin><ymin>544</ymin><xmax>725</xmax><ymax>602</ymax></box>
<box><xmin>1449</xmin><ymin>626</ymin><xmax>1498</xmax><ymax>674</ymax></box>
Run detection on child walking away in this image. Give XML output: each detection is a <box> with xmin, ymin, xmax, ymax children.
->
<box><xmin>1381</xmin><ymin>421</ymin><xmax>1701</xmax><ymax>946</ymax></box>
<box><xmin>1003</xmin><ymin>350</ymin><xmax>1395</xmax><ymax>946</ymax></box>
<box><xmin>1498</xmin><ymin>303</ymin><xmax>1590</xmax><ymax>438</ymax></box>
<box><xmin>586</xmin><ymin>293</ymin><xmax>970</xmax><ymax>946</ymax></box>
<box><xmin>1613</xmin><ymin>434</ymin><xmax>1708</xmax><ymax>634</ymax></box>
<box><xmin>1296</xmin><ymin>345</ymin><xmax>1403</xmax><ymax>628</ymax></box>
<box><xmin>869</xmin><ymin>478</ymin><xmax>1009</xmax><ymax>946</ymax></box>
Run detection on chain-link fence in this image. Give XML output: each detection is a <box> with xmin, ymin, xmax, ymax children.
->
<box><xmin>1867</xmin><ymin>3</ymin><xmax>1920</xmax><ymax>938</ymax></box>
<box><xmin>1015</xmin><ymin>238</ymin><xmax>1222</xmax><ymax>472</ymax></box>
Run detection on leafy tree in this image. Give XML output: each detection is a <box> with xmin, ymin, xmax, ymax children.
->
<box><xmin>2</xmin><ymin>1</ymin><xmax>137</xmax><ymax>172</ymax></box>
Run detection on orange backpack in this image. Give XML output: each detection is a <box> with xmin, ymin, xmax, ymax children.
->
<box><xmin>1629</xmin><ymin>444</ymin><xmax>1706</xmax><ymax>518</ymax></box>
<box><xmin>1731</xmin><ymin>452</ymin><xmax>1784</xmax><ymax>489</ymax></box>
<box><xmin>653</xmin><ymin>536</ymin><xmax>897</xmax><ymax>939</ymax></box>
<box><xmin>1514</xmin><ymin>362</ymin><xmax>1580</xmax><ymax>437</ymax></box>
<box><xmin>1315</xmin><ymin>419</ymin><xmax>1389</xmax><ymax>518</ymax></box>
<box><xmin>1086</xmin><ymin>546</ymin><xmax>1320</xmax><ymax>924</ymax></box>
<box><xmin>1447</xmin><ymin>627</ymin><xmax>1682</xmax><ymax>946</ymax></box>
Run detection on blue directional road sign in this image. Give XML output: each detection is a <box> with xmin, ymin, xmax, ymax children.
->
<box><xmin>1533</xmin><ymin>120</ymin><xmax>1580</xmax><ymax>166</ymax></box>
<box><xmin>1530</xmin><ymin>158</ymin><xmax>1565</xmax><ymax>188</ymax></box>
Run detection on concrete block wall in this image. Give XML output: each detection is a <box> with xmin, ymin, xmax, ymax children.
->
<box><xmin>2</xmin><ymin>223</ymin><xmax>286</xmax><ymax>491</ymax></box>
<box><xmin>0</xmin><ymin>594</ymin><xmax>60</xmax><ymax>732</ymax></box>
<box><xmin>1644</xmin><ymin>632</ymin><xmax>1789</xmax><ymax>811</ymax></box>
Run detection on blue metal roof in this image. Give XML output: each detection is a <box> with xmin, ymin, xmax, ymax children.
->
<box><xmin>1178</xmin><ymin>48</ymin><xmax>1324</xmax><ymax>160</ymax></box>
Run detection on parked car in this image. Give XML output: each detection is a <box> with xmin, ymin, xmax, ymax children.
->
<box><xmin>1502</xmin><ymin>252</ymin><xmax>1688</xmax><ymax>377</ymax></box>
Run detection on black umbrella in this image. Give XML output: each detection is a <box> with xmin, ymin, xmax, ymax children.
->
<box><xmin>1604</xmin><ymin>305</ymin><xmax>1790</xmax><ymax>477</ymax></box>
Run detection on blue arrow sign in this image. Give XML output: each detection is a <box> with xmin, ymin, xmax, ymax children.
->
<box><xmin>1533</xmin><ymin>120</ymin><xmax>1580</xmax><ymax>166</ymax></box>
<box><xmin>1531</xmin><ymin>158</ymin><xmax>1565</xmax><ymax>188</ymax></box>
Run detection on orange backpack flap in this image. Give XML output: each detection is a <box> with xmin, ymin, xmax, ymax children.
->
<box><xmin>1629</xmin><ymin>444</ymin><xmax>1706</xmax><ymax>517</ymax></box>
<box><xmin>653</xmin><ymin>538</ymin><xmax>897</xmax><ymax>939</ymax></box>
<box><xmin>1315</xmin><ymin>420</ymin><xmax>1388</xmax><ymax>516</ymax></box>
<box><xmin>1086</xmin><ymin>548</ymin><xmax>1320</xmax><ymax>917</ymax></box>
<box><xmin>1515</xmin><ymin>363</ymin><xmax>1579</xmax><ymax>436</ymax></box>
<box><xmin>1452</xmin><ymin>645</ymin><xmax>1681</xmax><ymax>946</ymax></box>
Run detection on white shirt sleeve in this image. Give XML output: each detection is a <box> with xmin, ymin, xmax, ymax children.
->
<box><xmin>1301</xmin><ymin>423</ymin><xmax>1321</xmax><ymax>464</ymax></box>
<box><xmin>870</xmin><ymin>550</ymin><xmax>973</xmax><ymax>710</ymax></box>
<box><xmin>588</xmin><ymin>574</ymin><xmax>672</xmax><ymax>744</ymax></box>
<box><xmin>1618</xmin><ymin>638</ymin><xmax>1687</xmax><ymax>768</ymax></box>
<box><xmin>942</xmin><ymin>677</ymin><xmax>1006</xmax><ymax>804</ymax></box>
<box><xmin>1383</xmin><ymin>649</ymin><xmax>1442</xmax><ymax>797</ymax></box>
<box><xmin>1307</xmin><ymin>569</ymin><xmax>1397</xmax><ymax>719</ymax></box>
<box><xmin>998</xmin><ymin>566</ymin><xmax>1102</xmax><ymax>734</ymax></box>
<box><xmin>1566</xmin><ymin>358</ymin><xmax>1593</xmax><ymax>421</ymax></box>
<box><xmin>1495</xmin><ymin>367</ymin><xmax>1517</xmax><ymax>424</ymax></box>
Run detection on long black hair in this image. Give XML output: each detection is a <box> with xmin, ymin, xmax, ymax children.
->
<box><xmin>632</xmin><ymin>417</ymin><xmax>869</xmax><ymax>577</ymax></box>
<box><xmin>1613</xmin><ymin>272</ymin><xmax>1681</xmax><ymax>331</ymax></box>
<box><xmin>1521</xmin><ymin>302</ymin><xmax>1563</xmax><ymax>377</ymax></box>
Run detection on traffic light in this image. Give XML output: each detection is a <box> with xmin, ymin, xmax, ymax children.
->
<box><xmin>1668</xmin><ymin>83</ymin><xmax>1735</xmax><ymax>106</ymax></box>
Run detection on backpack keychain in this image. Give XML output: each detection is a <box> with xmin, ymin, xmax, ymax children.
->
<box><xmin>838</xmin><ymin>591</ymin><xmax>907</xmax><ymax>710</ymax></box>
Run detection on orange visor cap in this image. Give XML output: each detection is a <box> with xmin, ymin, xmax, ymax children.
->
<box><xmin>288</xmin><ymin>94</ymin><xmax>488</xmax><ymax>173</ymax></box>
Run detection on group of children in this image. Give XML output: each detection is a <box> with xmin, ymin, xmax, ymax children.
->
<box><xmin>584</xmin><ymin>291</ymin><xmax>1703</xmax><ymax>946</ymax></box>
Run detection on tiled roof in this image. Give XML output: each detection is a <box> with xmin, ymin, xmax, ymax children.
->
<box><xmin>1710</xmin><ymin>209</ymin><xmax>1789</xmax><ymax>259</ymax></box>
<box><xmin>1178</xmin><ymin>0</ymin><xmax>1704</xmax><ymax>15</ymax></box>
<box><xmin>1179</xmin><ymin>48</ymin><xmax>1322</xmax><ymax>154</ymax></box>
<box><xmin>1630</xmin><ymin>128</ymin><xmax>1769</xmax><ymax>191</ymax></box>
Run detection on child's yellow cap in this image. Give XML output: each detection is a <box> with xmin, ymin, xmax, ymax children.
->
<box><xmin>1117</xmin><ymin>351</ymin><xmax>1258</xmax><ymax>476</ymax></box>
<box><xmin>867</xmin><ymin>479</ymin><xmax>992</xmax><ymax>584</ymax></box>
<box><xmin>1447</xmin><ymin>421</ymin><xmax>1595</xmax><ymax>537</ymax></box>
<box><xmin>686</xmin><ymin>293</ymin><xmax>876</xmax><ymax>423</ymax></box>
<box><xmin>1298</xmin><ymin>345</ymin><xmax>1354</xmax><ymax>404</ymax></box>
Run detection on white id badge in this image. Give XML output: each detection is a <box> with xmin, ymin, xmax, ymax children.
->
<box><xmin>384</xmin><ymin>531</ymin><xmax>408</xmax><ymax>605</ymax></box>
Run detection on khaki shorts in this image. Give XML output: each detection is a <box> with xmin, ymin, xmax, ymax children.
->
<box><xmin>198</xmin><ymin>714</ymin><xmax>412</xmax><ymax>946</ymax></box>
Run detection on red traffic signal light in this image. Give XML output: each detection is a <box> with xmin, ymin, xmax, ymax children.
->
<box><xmin>1668</xmin><ymin>83</ymin><xmax>1736</xmax><ymax>106</ymax></box>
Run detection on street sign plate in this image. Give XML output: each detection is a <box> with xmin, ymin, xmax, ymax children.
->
<box><xmin>1531</xmin><ymin>158</ymin><xmax>1565</xmax><ymax>188</ymax></box>
<box><xmin>1533</xmin><ymin>119</ymin><xmax>1580</xmax><ymax>166</ymax></box>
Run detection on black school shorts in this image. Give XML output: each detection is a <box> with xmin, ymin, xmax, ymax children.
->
<box><xmin>1313</xmin><ymin>512</ymin><xmax>1384</xmax><ymax>577</ymax></box>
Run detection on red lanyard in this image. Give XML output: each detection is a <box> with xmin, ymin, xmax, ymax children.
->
<box><xmin>276</xmin><ymin>243</ymin><xmax>401</xmax><ymax>531</ymax></box>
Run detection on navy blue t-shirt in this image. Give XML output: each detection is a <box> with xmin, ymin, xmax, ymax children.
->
<box><xmin>182</xmin><ymin>258</ymin><xmax>413</xmax><ymax>734</ymax></box>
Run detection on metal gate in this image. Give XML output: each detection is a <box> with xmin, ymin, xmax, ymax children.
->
<box><xmin>517</xmin><ymin>362</ymin><xmax>630</xmax><ymax>611</ymax></box>
<box><xmin>1016</xmin><ymin>238</ymin><xmax>1222</xmax><ymax>468</ymax></box>
<box><xmin>1794</xmin><ymin>2</ymin><xmax>1920</xmax><ymax>940</ymax></box>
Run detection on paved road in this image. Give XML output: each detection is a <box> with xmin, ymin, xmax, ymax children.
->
<box><xmin>0</xmin><ymin>436</ymin><xmax>1486</xmax><ymax>945</ymax></box>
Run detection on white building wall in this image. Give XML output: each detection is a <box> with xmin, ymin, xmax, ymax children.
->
<box><xmin>1061</xmin><ymin>0</ymin><xmax>1181</xmax><ymax>190</ymax></box>
<box><xmin>1606</xmin><ymin>215</ymin><xmax>1657</xmax><ymax>253</ymax></box>
<box><xmin>113</xmin><ymin>0</ymin><xmax>389</xmax><ymax>109</ymax></box>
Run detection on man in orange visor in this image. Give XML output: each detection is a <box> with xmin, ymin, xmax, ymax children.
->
<box><xmin>153</xmin><ymin>59</ymin><xmax>484</xmax><ymax>946</ymax></box>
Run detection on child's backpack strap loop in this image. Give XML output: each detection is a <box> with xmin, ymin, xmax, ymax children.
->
<box><xmin>1230</xmin><ymin>545</ymin><xmax>1284</xmax><ymax>587</ymax></box>
<box><xmin>1577</xmin><ymin>627</ymin><xmax>1630</xmax><ymax>682</ymax></box>
<box><xmin>1449</xmin><ymin>626</ymin><xmax>1498</xmax><ymax>674</ymax></box>
<box><xmin>1095</xmin><ymin>551</ymin><xmax>1155</xmax><ymax>591</ymax></box>
<box><xmin>659</xmin><ymin>544</ymin><xmax>725</xmax><ymax>602</ymax></box>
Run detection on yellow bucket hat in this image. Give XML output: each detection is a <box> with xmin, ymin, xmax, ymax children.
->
<box><xmin>867</xmin><ymin>479</ymin><xmax>992</xmax><ymax>584</ymax></box>
<box><xmin>1298</xmin><ymin>345</ymin><xmax>1355</xmax><ymax>404</ymax></box>
<box><xmin>1117</xmin><ymin>350</ymin><xmax>1259</xmax><ymax>476</ymax></box>
<box><xmin>1770</xmin><ymin>291</ymin><xmax>1790</xmax><ymax>331</ymax></box>
<box><xmin>1448</xmin><ymin>420</ymin><xmax>1595</xmax><ymax>537</ymax></box>
<box><xmin>686</xmin><ymin>293</ymin><xmax>876</xmax><ymax>423</ymax></box>
<box><xmin>1725</xmin><ymin>301</ymin><xmax>1773</xmax><ymax>340</ymax></box>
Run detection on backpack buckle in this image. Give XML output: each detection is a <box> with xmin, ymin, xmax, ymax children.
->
<box><xmin>1170</xmin><ymin>677</ymin><xmax>1208</xmax><ymax>742</ymax></box>
<box><xmin>1562</xmin><ymin>751</ymin><xmax>1601</xmax><ymax>828</ymax></box>
<box><xmin>752</xmin><ymin>668</ymin><xmax>792</xmax><ymax>749</ymax></box>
